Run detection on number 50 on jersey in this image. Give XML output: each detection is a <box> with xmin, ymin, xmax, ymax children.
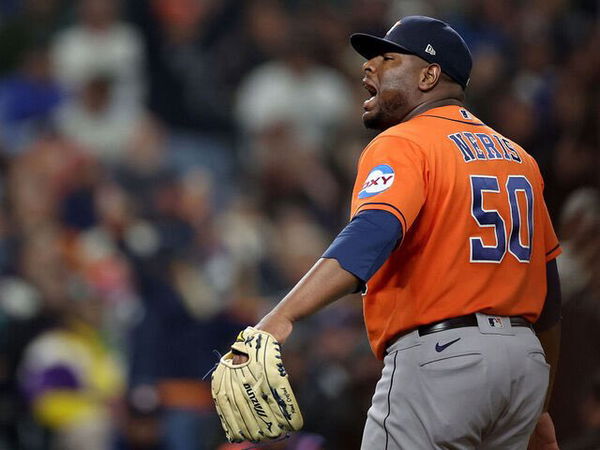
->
<box><xmin>470</xmin><ymin>175</ymin><xmax>534</xmax><ymax>263</ymax></box>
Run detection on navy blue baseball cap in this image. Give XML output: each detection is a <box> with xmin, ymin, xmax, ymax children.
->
<box><xmin>350</xmin><ymin>16</ymin><xmax>472</xmax><ymax>89</ymax></box>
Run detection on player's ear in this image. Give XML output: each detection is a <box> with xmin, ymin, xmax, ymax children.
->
<box><xmin>418</xmin><ymin>63</ymin><xmax>442</xmax><ymax>92</ymax></box>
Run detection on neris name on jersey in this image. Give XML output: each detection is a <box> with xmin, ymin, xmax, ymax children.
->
<box><xmin>448</xmin><ymin>132</ymin><xmax>522</xmax><ymax>163</ymax></box>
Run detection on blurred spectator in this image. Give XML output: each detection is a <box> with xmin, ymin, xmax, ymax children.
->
<box><xmin>18</xmin><ymin>295</ymin><xmax>125</xmax><ymax>450</ymax></box>
<box><xmin>0</xmin><ymin>276</ymin><xmax>48</xmax><ymax>449</ymax></box>
<box><xmin>297</xmin><ymin>303</ymin><xmax>381</xmax><ymax>447</ymax></box>
<box><xmin>215</xmin><ymin>0</ymin><xmax>291</xmax><ymax>90</ymax></box>
<box><xmin>268</xmin><ymin>206</ymin><xmax>330</xmax><ymax>289</ymax></box>
<box><xmin>115</xmin><ymin>385</ymin><xmax>163</xmax><ymax>450</ymax></box>
<box><xmin>236</xmin><ymin>29</ymin><xmax>352</xmax><ymax>151</ymax></box>
<box><xmin>566</xmin><ymin>373</ymin><xmax>600</xmax><ymax>449</ymax></box>
<box><xmin>553</xmin><ymin>111</ymin><xmax>599</xmax><ymax>194</ymax></box>
<box><xmin>8</xmin><ymin>130</ymin><xmax>91</xmax><ymax>234</ymax></box>
<box><xmin>141</xmin><ymin>0</ymin><xmax>232</xmax><ymax>132</ymax></box>
<box><xmin>0</xmin><ymin>0</ymin><xmax>65</xmax><ymax>76</ymax></box>
<box><xmin>127</xmin><ymin>0</ymin><xmax>238</xmax><ymax>199</ymax></box>
<box><xmin>549</xmin><ymin>188</ymin><xmax>600</xmax><ymax>443</ymax></box>
<box><xmin>0</xmin><ymin>44</ymin><xmax>65</xmax><ymax>153</ymax></box>
<box><xmin>465</xmin><ymin>44</ymin><xmax>507</xmax><ymax>120</ymax></box>
<box><xmin>246</xmin><ymin>123</ymin><xmax>344</xmax><ymax>227</ymax></box>
<box><xmin>556</xmin><ymin>188</ymin><xmax>600</xmax><ymax>300</ymax></box>
<box><xmin>351</xmin><ymin>0</ymin><xmax>392</xmax><ymax>36</ymax></box>
<box><xmin>16</xmin><ymin>225</ymin><xmax>125</xmax><ymax>450</ymax></box>
<box><xmin>52</xmin><ymin>0</ymin><xmax>145</xmax><ymax>109</ymax></box>
<box><xmin>55</xmin><ymin>74</ymin><xmax>151</xmax><ymax>165</ymax></box>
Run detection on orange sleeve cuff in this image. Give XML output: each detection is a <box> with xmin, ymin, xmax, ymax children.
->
<box><xmin>545</xmin><ymin>243</ymin><xmax>562</xmax><ymax>262</ymax></box>
<box><xmin>353</xmin><ymin>202</ymin><xmax>407</xmax><ymax>232</ymax></box>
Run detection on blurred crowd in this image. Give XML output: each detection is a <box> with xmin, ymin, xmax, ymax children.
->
<box><xmin>0</xmin><ymin>0</ymin><xmax>597</xmax><ymax>449</ymax></box>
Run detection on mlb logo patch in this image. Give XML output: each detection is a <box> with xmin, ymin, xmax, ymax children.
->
<box><xmin>459</xmin><ymin>109</ymin><xmax>471</xmax><ymax>119</ymax></box>
<box><xmin>488</xmin><ymin>317</ymin><xmax>504</xmax><ymax>328</ymax></box>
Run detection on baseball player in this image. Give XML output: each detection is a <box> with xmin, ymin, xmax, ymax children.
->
<box><xmin>222</xmin><ymin>16</ymin><xmax>561</xmax><ymax>449</ymax></box>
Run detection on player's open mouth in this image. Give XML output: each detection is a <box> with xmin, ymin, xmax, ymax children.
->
<box><xmin>363</xmin><ymin>79</ymin><xmax>378</xmax><ymax>110</ymax></box>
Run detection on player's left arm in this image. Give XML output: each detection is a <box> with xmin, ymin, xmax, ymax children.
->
<box><xmin>255</xmin><ymin>258</ymin><xmax>358</xmax><ymax>342</ymax></box>
<box><xmin>256</xmin><ymin>210</ymin><xmax>402</xmax><ymax>342</ymax></box>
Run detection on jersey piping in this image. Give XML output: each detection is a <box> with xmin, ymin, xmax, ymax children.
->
<box><xmin>420</xmin><ymin>114</ymin><xmax>486</xmax><ymax>126</ymax></box>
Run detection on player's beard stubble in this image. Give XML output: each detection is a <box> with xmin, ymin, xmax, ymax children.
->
<box><xmin>363</xmin><ymin>90</ymin><xmax>409</xmax><ymax>131</ymax></box>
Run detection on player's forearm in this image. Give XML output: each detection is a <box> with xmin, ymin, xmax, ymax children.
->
<box><xmin>256</xmin><ymin>258</ymin><xmax>359</xmax><ymax>342</ymax></box>
<box><xmin>275</xmin><ymin>257</ymin><xmax>360</xmax><ymax>320</ymax></box>
<box><xmin>257</xmin><ymin>210</ymin><xmax>401</xmax><ymax>342</ymax></box>
<box><xmin>536</xmin><ymin>321</ymin><xmax>561</xmax><ymax>411</ymax></box>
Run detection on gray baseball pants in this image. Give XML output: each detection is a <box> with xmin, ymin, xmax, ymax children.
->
<box><xmin>361</xmin><ymin>314</ymin><xmax>549</xmax><ymax>449</ymax></box>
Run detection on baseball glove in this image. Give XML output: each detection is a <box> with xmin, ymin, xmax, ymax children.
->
<box><xmin>211</xmin><ymin>327</ymin><xmax>303</xmax><ymax>443</ymax></box>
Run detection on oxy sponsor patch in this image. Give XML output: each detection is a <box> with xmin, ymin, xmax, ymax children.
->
<box><xmin>358</xmin><ymin>164</ymin><xmax>395</xmax><ymax>199</ymax></box>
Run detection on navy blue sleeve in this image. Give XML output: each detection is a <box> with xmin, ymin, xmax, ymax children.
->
<box><xmin>322</xmin><ymin>210</ymin><xmax>403</xmax><ymax>290</ymax></box>
<box><xmin>534</xmin><ymin>258</ymin><xmax>562</xmax><ymax>332</ymax></box>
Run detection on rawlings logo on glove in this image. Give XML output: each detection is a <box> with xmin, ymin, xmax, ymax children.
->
<box><xmin>211</xmin><ymin>327</ymin><xmax>303</xmax><ymax>443</ymax></box>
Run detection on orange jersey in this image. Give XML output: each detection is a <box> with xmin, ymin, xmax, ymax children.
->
<box><xmin>350</xmin><ymin>105</ymin><xmax>561</xmax><ymax>359</ymax></box>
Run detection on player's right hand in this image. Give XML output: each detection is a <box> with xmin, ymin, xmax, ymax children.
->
<box><xmin>528</xmin><ymin>412</ymin><xmax>559</xmax><ymax>450</ymax></box>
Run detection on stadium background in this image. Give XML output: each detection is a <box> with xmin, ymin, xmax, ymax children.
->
<box><xmin>0</xmin><ymin>0</ymin><xmax>598</xmax><ymax>449</ymax></box>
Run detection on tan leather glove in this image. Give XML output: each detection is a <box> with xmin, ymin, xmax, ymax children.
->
<box><xmin>211</xmin><ymin>327</ymin><xmax>303</xmax><ymax>443</ymax></box>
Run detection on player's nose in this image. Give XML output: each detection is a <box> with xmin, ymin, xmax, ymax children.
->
<box><xmin>363</xmin><ymin>56</ymin><xmax>379</xmax><ymax>74</ymax></box>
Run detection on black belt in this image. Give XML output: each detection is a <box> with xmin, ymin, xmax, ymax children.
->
<box><xmin>418</xmin><ymin>314</ymin><xmax>532</xmax><ymax>336</ymax></box>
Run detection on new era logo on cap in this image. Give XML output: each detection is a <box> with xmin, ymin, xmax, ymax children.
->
<box><xmin>425</xmin><ymin>44</ymin><xmax>436</xmax><ymax>55</ymax></box>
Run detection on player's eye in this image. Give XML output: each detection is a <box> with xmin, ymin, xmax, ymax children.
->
<box><xmin>383</xmin><ymin>54</ymin><xmax>395</xmax><ymax>61</ymax></box>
